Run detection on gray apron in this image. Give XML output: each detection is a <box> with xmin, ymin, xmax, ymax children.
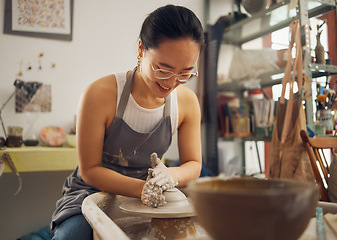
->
<box><xmin>51</xmin><ymin>68</ymin><xmax>172</xmax><ymax>230</ymax></box>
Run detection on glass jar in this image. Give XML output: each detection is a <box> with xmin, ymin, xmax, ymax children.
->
<box><xmin>7</xmin><ymin>126</ymin><xmax>23</xmax><ymax>147</ymax></box>
<box><xmin>23</xmin><ymin>103</ymin><xmax>40</xmax><ymax>146</ymax></box>
<box><xmin>316</xmin><ymin>109</ymin><xmax>333</xmax><ymax>134</ymax></box>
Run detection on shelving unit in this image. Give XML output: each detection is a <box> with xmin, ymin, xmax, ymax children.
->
<box><xmin>220</xmin><ymin>1</ymin><xmax>336</xmax><ymax>45</ymax></box>
<box><xmin>217</xmin><ymin>63</ymin><xmax>337</xmax><ymax>92</ymax></box>
<box><xmin>1</xmin><ymin>147</ymin><xmax>78</xmax><ymax>172</ymax></box>
<box><xmin>203</xmin><ymin>0</ymin><xmax>337</xmax><ymax>175</ymax></box>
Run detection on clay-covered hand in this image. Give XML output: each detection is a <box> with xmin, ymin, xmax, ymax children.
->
<box><xmin>148</xmin><ymin>152</ymin><xmax>178</xmax><ymax>191</ymax></box>
<box><xmin>141</xmin><ymin>177</ymin><xmax>166</xmax><ymax>208</ymax></box>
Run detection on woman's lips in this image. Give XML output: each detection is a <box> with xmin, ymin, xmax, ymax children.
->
<box><xmin>157</xmin><ymin>82</ymin><xmax>171</xmax><ymax>92</ymax></box>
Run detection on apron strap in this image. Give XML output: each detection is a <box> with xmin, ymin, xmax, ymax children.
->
<box><xmin>116</xmin><ymin>67</ymin><xmax>171</xmax><ymax>118</ymax></box>
<box><xmin>116</xmin><ymin>67</ymin><xmax>137</xmax><ymax>118</ymax></box>
<box><xmin>164</xmin><ymin>94</ymin><xmax>171</xmax><ymax>117</ymax></box>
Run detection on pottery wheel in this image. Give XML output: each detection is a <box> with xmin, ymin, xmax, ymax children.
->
<box><xmin>119</xmin><ymin>198</ymin><xmax>196</xmax><ymax>218</ymax></box>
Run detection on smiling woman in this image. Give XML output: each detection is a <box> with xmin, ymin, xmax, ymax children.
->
<box><xmin>139</xmin><ymin>37</ymin><xmax>201</xmax><ymax>97</ymax></box>
<box><xmin>50</xmin><ymin>4</ymin><xmax>204</xmax><ymax>240</ymax></box>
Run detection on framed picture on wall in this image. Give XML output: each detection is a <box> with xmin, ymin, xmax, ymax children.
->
<box><xmin>4</xmin><ymin>0</ymin><xmax>74</xmax><ymax>41</ymax></box>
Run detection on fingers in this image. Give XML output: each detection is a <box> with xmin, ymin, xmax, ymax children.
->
<box><xmin>150</xmin><ymin>152</ymin><xmax>160</xmax><ymax>167</ymax></box>
<box><xmin>152</xmin><ymin>163</ymin><xmax>166</xmax><ymax>176</ymax></box>
<box><xmin>149</xmin><ymin>170</ymin><xmax>177</xmax><ymax>190</ymax></box>
<box><xmin>141</xmin><ymin>181</ymin><xmax>166</xmax><ymax>208</ymax></box>
<box><xmin>143</xmin><ymin>152</ymin><xmax>177</xmax><ymax>208</ymax></box>
<box><xmin>154</xmin><ymin>175</ymin><xmax>170</xmax><ymax>187</ymax></box>
<box><xmin>148</xmin><ymin>173</ymin><xmax>165</xmax><ymax>186</ymax></box>
<box><xmin>148</xmin><ymin>153</ymin><xmax>176</xmax><ymax>191</ymax></box>
<box><xmin>145</xmin><ymin>168</ymin><xmax>154</xmax><ymax>182</ymax></box>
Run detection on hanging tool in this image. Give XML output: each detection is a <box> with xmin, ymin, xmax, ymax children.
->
<box><xmin>0</xmin><ymin>152</ymin><xmax>22</xmax><ymax>196</ymax></box>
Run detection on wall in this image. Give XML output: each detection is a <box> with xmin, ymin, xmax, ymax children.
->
<box><xmin>0</xmin><ymin>0</ymin><xmax>205</xmax><ymax>159</ymax></box>
<box><xmin>0</xmin><ymin>1</ymin><xmax>204</xmax><ymax>239</ymax></box>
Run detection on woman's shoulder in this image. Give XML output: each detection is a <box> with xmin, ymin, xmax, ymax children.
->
<box><xmin>80</xmin><ymin>74</ymin><xmax>118</xmax><ymax>110</ymax></box>
<box><xmin>176</xmin><ymin>85</ymin><xmax>198</xmax><ymax>103</ymax></box>
<box><xmin>90</xmin><ymin>73</ymin><xmax>116</xmax><ymax>90</ymax></box>
<box><xmin>176</xmin><ymin>85</ymin><xmax>200</xmax><ymax>121</ymax></box>
<box><xmin>86</xmin><ymin>74</ymin><xmax>116</xmax><ymax>97</ymax></box>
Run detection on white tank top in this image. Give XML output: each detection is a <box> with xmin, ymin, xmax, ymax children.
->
<box><xmin>115</xmin><ymin>72</ymin><xmax>179</xmax><ymax>134</ymax></box>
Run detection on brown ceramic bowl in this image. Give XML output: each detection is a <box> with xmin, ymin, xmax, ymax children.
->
<box><xmin>188</xmin><ymin>177</ymin><xmax>319</xmax><ymax>240</ymax></box>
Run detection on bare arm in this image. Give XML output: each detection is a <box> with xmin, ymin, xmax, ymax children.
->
<box><xmin>168</xmin><ymin>85</ymin><xmax>202</xmax><ymax>187</ymax></box>
<box><xmin>77</xmin><ymin>75</ymin><xmax>145</xmax><ymax>198</ymax></box>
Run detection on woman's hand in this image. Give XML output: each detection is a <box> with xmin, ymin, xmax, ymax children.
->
<box><xmin>141</xmin><ymin>180</ymin><xmax>166</xmax><ymax>208</ymax></box>
<box><xmin>149</xmin><ymin>153</ymin><xmax>177</xmax><ymax>191</ymax></box>
<box><xmin>141</xmin><ymin>152</ymin><xmax>178</xmax><ymax>207</ymax></box>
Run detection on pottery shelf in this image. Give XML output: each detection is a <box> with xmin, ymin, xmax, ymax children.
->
<box><xmin>203</xmin><ymin>0</ymin><xmax>337</xmax><ymax>175</ymax></box>
<box><xmin>221</xmin><ymin>0</ymin><xmax>336</xmax><ymax>45</ymax></box>
<box><xmin>1</xmin><ymin>146</ymin><xmax>78</xmax><ymax>173</ymax></box>
<box><xmin>217</xmin><ymin>63</ymin><xmax>337</xmax><ymax>93</ymax></box>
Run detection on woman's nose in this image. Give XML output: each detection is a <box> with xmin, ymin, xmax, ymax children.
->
<box><xmin>166</xmin><ymin>75</ymin><xmax>180</xmax><ymax>86</ymax></box>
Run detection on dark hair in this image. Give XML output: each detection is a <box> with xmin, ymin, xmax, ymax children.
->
<box><xmin>139</xmin><ymin>5</ymin><xmax>204</xmax><ymax>50</ymax></box>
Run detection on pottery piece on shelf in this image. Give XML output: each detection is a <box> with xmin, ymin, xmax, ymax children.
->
<box><xmin>40</xmin><ymin>126</ymin><xmax>66</xmax><ymax>147</ymax></box>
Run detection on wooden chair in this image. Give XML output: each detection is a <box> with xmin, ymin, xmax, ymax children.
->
<box><xmin>300</xmin><ymin>130</ymin><xmax>337</xmax><ymax>202</ymax></box>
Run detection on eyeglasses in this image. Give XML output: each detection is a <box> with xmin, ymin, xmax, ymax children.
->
<box><xmin>150</xmin><ymin>62</ymin><xmax>198</xmax><ymax>83</ymax></box>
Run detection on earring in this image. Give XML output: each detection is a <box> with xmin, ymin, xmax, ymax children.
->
<box><xmin>137</xmin><ymin>55</ymin><xmax>142</xmax><ymax>72</ymax></box>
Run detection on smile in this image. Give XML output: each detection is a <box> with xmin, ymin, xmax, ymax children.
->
<box><xmin>157</xmin><ymin>82</ymin><xmax>170</xmax><ymax>91</ymax></box>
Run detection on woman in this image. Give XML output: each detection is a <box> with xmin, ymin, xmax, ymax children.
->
<box><xmin>51</xmin><ymin>4</ymin><xmax>203</xmax><ymax>239</ymax></box>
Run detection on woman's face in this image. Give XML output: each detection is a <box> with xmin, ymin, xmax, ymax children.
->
<box><xmin>139</xmin><ymin>38</ymin><xmax>200</xmax><ymax>98</ymax></box>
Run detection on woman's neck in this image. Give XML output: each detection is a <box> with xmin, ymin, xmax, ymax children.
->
<box><xmin>131</xmin><ymin>71</ymin><xmax>165</xmax><ymax>109</ymax></box>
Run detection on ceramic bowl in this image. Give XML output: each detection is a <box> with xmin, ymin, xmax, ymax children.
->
<box><xmin>188</xmin><ymin>177</ymin><xmax>319</xmax><ymax>240</ymax></box>
<box><xmin>40</xmin><ymin>126</ymin><xmax>66</xmax><ymax>147</ymax></box>
<box><xmin>66</xmin><ymin>134</ymin><xmax>76</xmax><ymax>148</ymax></box>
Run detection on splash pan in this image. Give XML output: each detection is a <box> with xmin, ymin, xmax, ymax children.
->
<box><xmin>82</xmin><ymin>191</ymin><xmax>207</xmax><ymax>240</ymax></box>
